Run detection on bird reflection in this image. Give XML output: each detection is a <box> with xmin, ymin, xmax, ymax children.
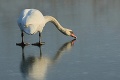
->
<box><xmin>20</xmin><ymin>39</ymin><xmax>76</xmax><ymax>80</ymax></box>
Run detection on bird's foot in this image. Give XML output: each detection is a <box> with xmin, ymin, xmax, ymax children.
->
<box><xmin>16</xmin><ymin>42</ymin><xmax>30</xmax><ymax>47</ymax></box>
<box><xmin>32</xmin><ymin>42</ymin><xmax>45</xmax><ymax>46</ymax></box>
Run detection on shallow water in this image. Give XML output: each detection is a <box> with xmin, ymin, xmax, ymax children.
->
<box><xmin>1</xmin><ymin>0</ymin><xmax>120</xmax><ymax>80</ymax></box>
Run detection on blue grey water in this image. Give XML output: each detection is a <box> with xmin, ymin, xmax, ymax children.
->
<box><xmin>0</xmin><ymin>0</ymin><xmax>120</xmax><ymax>80</ymax></box>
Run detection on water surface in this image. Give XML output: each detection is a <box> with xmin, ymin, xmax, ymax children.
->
<box><xmin>0</xmin><ymin>0</ymin><xmax>120</xmax><ymax>80</ymax></box>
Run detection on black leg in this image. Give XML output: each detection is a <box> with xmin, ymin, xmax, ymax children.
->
<box><xmin>39</xmin><ymin>32</ymin><xmax>41</xmax><ymax>43</ymax></box>
<box><xmin>21</xmin><ymin>32</ymin><xmax>24</xmax><ymax>43</ymax></box>
<box><xmin>32</xmin><ymin>32</ymin><xmax>45</xmax><ymax>46</ymax></box>
<box><xmin>39</xmin><ymin>32</ymin><xmax>45</xmax><ymax>45</ymax></box>
<box><xmin>16</xmin><ymin>31</ymin><xmax>30</xmax><ymax>46</ymax></box>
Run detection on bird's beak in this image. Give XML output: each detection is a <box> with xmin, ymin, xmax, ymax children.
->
<box><xmin>71</xmin><ymin>33</ymin><xmax>77</xmax><ymax>39</ymax></box>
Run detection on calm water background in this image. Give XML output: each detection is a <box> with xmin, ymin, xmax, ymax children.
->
<box><xmin>0</xmin><ymin>0</ymin><xmax>120</xmax><ymax>80</ymax></box>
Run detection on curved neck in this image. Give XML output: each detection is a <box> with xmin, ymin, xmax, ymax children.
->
<box><xmin>44</xmin><ymin>16</ymin><xmax>65</xmax><ymax>33</ymax></box>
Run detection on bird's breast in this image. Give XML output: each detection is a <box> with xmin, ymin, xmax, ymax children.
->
<box><xmin>23</xmin><ymin>25</ymin><xmax>37</xmax><ymax>35</ymax></box>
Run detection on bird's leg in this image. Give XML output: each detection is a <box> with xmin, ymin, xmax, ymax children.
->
<box><xmin>39</xmin><ymin>32</ymin><xmax>41</xmax><ymax>43</ymax></box>
<box><xmin>39</xmin><ymin>32</ymin><xmax>45</xmax><ymax>45</ymax></box>
<box><xmin>16</xmin><ymin>31</ymin><xmax>30</xmax><ymax>46</ymax></box>
<box><xmin>32</xmin><ymin>32</ymin><xmax>45</xmax><ymax>46</ymax></box>
<box><xmin>21</xmin><ymin>32</ymin><xmax>24</xmax><ymax>44</ymax></box>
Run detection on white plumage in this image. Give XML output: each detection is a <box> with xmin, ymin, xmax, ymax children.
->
<box><xmin>18</xmin><ymin>9</ymin><xmax>45</xmax><ymax>34</ymax></box>
<box><xmin>17</xmin><ymin>9</ymin><xmax>76</xmax><ymax>46</ymax></box>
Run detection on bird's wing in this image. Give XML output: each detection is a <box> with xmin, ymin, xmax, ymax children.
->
<box><xmin>23</xmin><ymin>9</ymin><xmax>44</xmax><ymax>26</ymax></box>
<box><xmin>18</xmin><ymin>9</ymin><xmax>45</xmax><ymax>33</ymax></box>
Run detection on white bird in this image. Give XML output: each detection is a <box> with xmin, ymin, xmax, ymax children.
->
<box><xmin>16</xmin><ymin>9</ymin><xmax>77</xmax><ymax>46</ymax></box>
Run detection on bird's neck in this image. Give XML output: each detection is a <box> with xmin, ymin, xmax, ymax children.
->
<box><xmin>44</xmin><ymin>16</ymin><xmax>65</xmax><ymax>32</ymax></box>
